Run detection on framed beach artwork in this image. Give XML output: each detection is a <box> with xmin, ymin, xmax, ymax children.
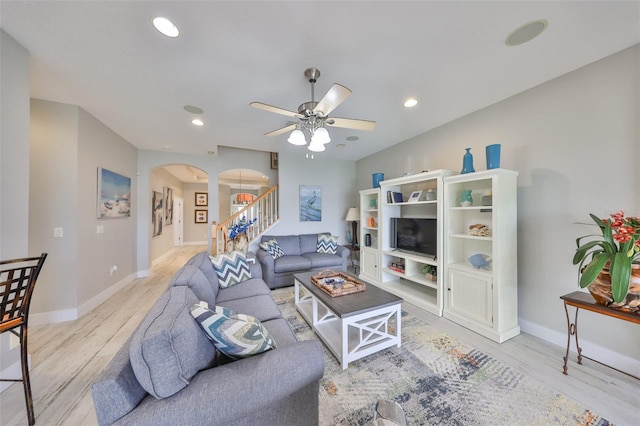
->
<box><xmin>164</xmin><ymin>186</ymin><xmax>173</xmax><ymax>225</ymax></box>
<box><xmin>299</xmin><ymin>185</ymin><xmax>322</xmax><ymax>222</ymax></box>
<box><xmin>97</xmin><ymin>167</ymin><xmax>131</xmax><ymax>219</ymax></box>
<box><xmin>152</xmin><ymin>191</ymin><xmax>163</xmax><ymax>237</ymax></box>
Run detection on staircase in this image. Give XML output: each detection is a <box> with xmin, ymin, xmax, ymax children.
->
<box><xmin>212</xmin><ymin>185</ymin><xmax>279</xmax><ymax>255</ymax></box>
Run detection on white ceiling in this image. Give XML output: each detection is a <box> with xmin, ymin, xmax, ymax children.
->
<box><xmin>1</xmin><ymin>1</ymin><xmax>638</xmax><ymax>162</ymax></box>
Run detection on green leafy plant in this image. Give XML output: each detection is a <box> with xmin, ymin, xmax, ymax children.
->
<box><xmin>422</xmin><ymin>264</ymin><xmax>437</xmax><ymax>276</ymax></box>
<box><xmin>573</xmin><ymin>210</ymin><xmax>640</xmax><ymax>303</ymax></box>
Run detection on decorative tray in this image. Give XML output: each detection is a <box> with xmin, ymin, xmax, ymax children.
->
<box><xmin>310</xmin><ymin>270</ymin><xmax>366</xmax><ymax>297</ymax></box>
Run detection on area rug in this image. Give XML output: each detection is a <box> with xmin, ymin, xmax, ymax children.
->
<box><xmin>271</xmin><ymin>288</ymin><xmax>611</xmax><ymax>426</ymax></box>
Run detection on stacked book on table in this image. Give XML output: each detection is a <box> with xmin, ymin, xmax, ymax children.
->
<box><xmin>388</xmin><ymin>261</ymin><xmax>405</xmax><ymax>274</ymax></box>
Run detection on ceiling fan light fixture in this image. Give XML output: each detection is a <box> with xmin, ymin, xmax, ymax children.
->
<box><xmin>312</xmin><ymin>127</ymin><xmax>331</xmax><ymax>144</ymax></box>
<box><xmin>152</xmin><ymin>17</ymin><xmax>179</xmax><ymax>38</ymax></box>
<box><xmin>308</xmin><ymin>139</ymin><xmax>326</xmax><ymax>152</ymax></box>
<box><xmin>287</xmin><ymin>129</ymin><xmax>306</xmax><ymax>145</ymax></box>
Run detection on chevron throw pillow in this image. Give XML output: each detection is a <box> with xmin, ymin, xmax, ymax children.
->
<box><xmin>209</xmin><ymin>251</ymin><xmax>251</xmax><ymax>288</ymax></box>
<box><xmin>191</xmin><ymin>301</ymin><xmax>276</xmax><ymax>359</ymax></box>
<box><xmin>316</xmin><ymin>234</ymin><xmax>338</xmax><ymax>254</ymax></box>
<box><xmin>259</xmin><ymin>239</ymin><xmax>284</xmax><ymax>259</ymax></box>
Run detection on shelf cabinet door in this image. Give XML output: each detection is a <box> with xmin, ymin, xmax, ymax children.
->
<box><xmin>360</xmin><ymin>248</ymin><xmax>379</xmax><ymax>283</ymax></box>
<box><xmin>447</xmin><ymin>269</ymin><xmax>493</xmax><ymax>327</ymax></box>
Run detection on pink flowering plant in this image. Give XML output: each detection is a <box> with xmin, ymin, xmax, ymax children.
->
<box><xmin>573</xmin><ymin>210</ymin><xmax>640</xmax><ymax>303</ymax></box>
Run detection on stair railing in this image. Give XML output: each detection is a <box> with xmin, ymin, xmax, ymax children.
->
<box><xmin>212</xmin><ymin>185</ymin><xmax>279</xmax><ymax>255</ymax></box>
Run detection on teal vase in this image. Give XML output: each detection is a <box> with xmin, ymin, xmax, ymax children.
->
<box><xmin>460</xmin><ymin>190</ymin><xmax>473</xmax><ymax>207</ymax></box>
<box><xmin>461</xmin><ymin>148</ymin><xmax>475</xmax><ymax>174</ymax></box>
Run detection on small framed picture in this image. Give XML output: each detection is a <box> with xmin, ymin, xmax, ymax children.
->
<box><xmin>194</xmin><ymin>209</ymin><xmax>208</xmax><ymax>223</ymax></box>
<box><xmin>270</xmin><ymin>152</ymin><xmax>278</xmax><ymax>170</ymax></box>
<box><xmin>195</xmin><ymin>192</ymin><xmax>208</xmax><ymax>206</ymax></box>
<box><xmin>407</xmin><ymin>190</ymin><xmax>422</xmax><ymax>203</ymax></box>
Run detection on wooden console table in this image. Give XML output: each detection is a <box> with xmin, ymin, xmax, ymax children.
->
<box><xmin>560</xmin><ymin>291</ymin><xmax>639</xmax><ymax>379</ymax></box>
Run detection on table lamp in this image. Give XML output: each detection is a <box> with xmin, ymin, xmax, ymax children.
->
<box><xmin>345</xmin><ymin>207</ymin><xmax>360</xmax><ymax>247</ymax></box>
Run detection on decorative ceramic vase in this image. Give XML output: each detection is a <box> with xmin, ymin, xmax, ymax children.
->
<box><xmin>460</xmin><ymin>190</ymin><xmax>473</xmax><ymax>207</ymax></box>
<box><xmin>587</xmin><ymin>264</ymin><xmax>640</xmax><ymax>312</ymax></box>
<box><xmin>372</xmin><ymin>173</ymin><xmax>384</xmax><ymax>188</ymax></box>
<box><xmin>461</xmin><ymin>148</ymin><xmax>475</xmax><ymax>174</ymax></box>
<box><xmin>486</xmin><ymin>144</ymin><xmax>501</xmax><ymax>169</ymax></box>
<box><xmin>367</xmin><ymin>217</ymin><xmax>375</xmax><ymax>227</ymax></box>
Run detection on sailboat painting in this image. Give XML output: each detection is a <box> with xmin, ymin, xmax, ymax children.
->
<box><xmin>97</xmin><ymin>167</ymin><xmax>131</xmax><ymax>219</ymax></box>
<box><xmin>299</xmin><ymin>185</ymin><xmax>322</xmax><ymax>222</ymax></box>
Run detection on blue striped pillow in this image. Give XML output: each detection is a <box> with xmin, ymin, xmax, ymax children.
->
<box><xmin>259</xmin><ymin>239</ymin><xmax>284</xmax><ymax>259</ymax></box>
<box><xmin>209</xmin><ymin>251</ymin><xmax>251</xmax><ymax>288</ymax></box>
<box><xmin>317</xmin><ymin>234</ymin><xmax>338</xmax><ymax>254</ymax></box>
<box><xmin>191</xmin><ymin>301</ymin><xmax>276</xmax><ymax>359</ymax></box>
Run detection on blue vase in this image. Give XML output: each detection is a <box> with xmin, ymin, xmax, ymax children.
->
<box><xmin>461</xmin><ymin>148</ymin><xmax>475</xmax><ymax>174</ymax></box>
<box><xmin>372</xmin><ymin>173</ymin><xmax>384</xmax><ymax>188</ymax></box>
<box><xmin>486</xmin><ymin>144</ymin><xmax>501</xmax><ymax>169</ymax></box>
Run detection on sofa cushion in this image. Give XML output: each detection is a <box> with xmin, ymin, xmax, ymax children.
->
<box><xmin>186</xmin><ymin>251</ymin><xmax>220</xmax><ymax>296</ymax></box>
<box><xmin>303</xmin><ymin>252</ymin><xmax>344</xmax><ymax>269</ymax></box>
<box><xmin>191</xmin><ymin>302</ymin><xmax>276</xmax><ymax>359</ymax></box>
<box><xmin>267</xmin><ymin>235</ymin><xmax>301</xmax><ymax>256</ymax></box>
<box><xmin>259</xmin><ymin>239</ymin><xmax>284</xmax><ymax>259</ymax></box>
<box><xmin>300</xmin><ymin>233</ymin><xmax>320</xmax><ymax>255</ymax></box>
<box><xmin>219</xmin><ymin>294</ymin><xmax>284</xmax><ymax>322</ymax></box>
<box><xmin>210</xmin><ymin>251</ymin><xmax>251</xmax><ymax>288</ymax></box>
<box><xmin>168</xmin><ymin>265</ymin><xmax>217</xmax><ymax>306</ymax></box>
<box><xmin>129</xmin><ymin>286</ymin><xmax>216</xmax><ymax>399</ymax></box>
<box><xmin>274</xmin><ymin>255</ymin><xmax>312</xmax><ymax>273</ymax></box>
<box><xmin>316</xmin><ymin>233</ymin><xmax>338</xmax><ymax>254</ymax></box>
<box><xmin>216</xmin><ymin>277</ymin><xmax>272</xmax><ymax>303</ymax></box>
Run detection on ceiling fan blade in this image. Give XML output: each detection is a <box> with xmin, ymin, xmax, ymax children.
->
<box><xmin>326</xmin><ymin>117</ymin><xmax>377</xmax><ymax>131</ymax></box>
<box><xmin>313</xmin><ymin>84</ymin><xmax>352</xmax><ymax>116</ymax></box>
<box><xmin>250</xmin><ymin>102</ymin><xmax>302</xmax><ymax>118</ymax></box>
<box><xmin>264</xmin><ymin>123</ymin><xmax>297</xmax><ymax>137</ymax></box>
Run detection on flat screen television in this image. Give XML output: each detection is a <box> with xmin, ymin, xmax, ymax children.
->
<box><xmin>390</xmin><ymin>217</ymin><xmax>437</xmax><ymax>258</ymax></box>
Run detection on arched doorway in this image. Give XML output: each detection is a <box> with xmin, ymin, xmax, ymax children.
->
<box><xmin>218</xmin><ymin>168</ymin><xmax>270</xmax><ymax>223</ymax></box>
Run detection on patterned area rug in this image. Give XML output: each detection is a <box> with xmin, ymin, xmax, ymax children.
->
<box><xmin>271</xmin><ymin>288</ymin><xmax>611</xmax><ymax>426</ymax></box>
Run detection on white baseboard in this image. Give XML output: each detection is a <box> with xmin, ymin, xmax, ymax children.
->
<box><xmin>519</xmin><ymin>318</ymin><xmax>640</xmax><ymax>376</ymax></box>
<box><xmin>184</xmin><ymin>241</ymin><xmax>207</xmax><ymax>246</ymax></box>
<box><xmin>0</xmin><ymin>355</ymin><xmax>31</xmax><ymax>394</ymax></box>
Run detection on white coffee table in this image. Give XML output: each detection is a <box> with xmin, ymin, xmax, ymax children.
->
<box><xmin>294</xmin><ymin>272</ymin><xmax>403</xmax><ymax>369</ymax></box>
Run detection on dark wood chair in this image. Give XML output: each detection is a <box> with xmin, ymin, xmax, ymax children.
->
<box><xmin>0</xmin><ymin>253</ymin><xmax>47</xmax><ymax>426</ymax></box>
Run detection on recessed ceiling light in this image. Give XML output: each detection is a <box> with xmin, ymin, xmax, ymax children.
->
<box><xmin>346</xmin><ymin>136</ymin><xmax>359</xmax><ymax>142</ymax></box>
<box><xmin>404</xmin><ymin>98</ymin><xmax>418</xmax><ymax>108</ymax></box>
<box><xmin>337</xmin><ymin>143</ymin><xmax>346</xmax><ymax>148</ymax></box>
<box><xmin>184</xmin><ymin>105</ymin><xmax>203</xmax><ymax>114</ymax></box>
<box><xmin>191</xmin><ymin>118</ymin><xmax>204</xmax><ymax>126</ymax></box>
<box><xmin>505</xmin><ymin>19</ymin><xmax>548</xmax><ymax>46</ymax></box>
<box><xmin>152</xmin><ymin>17</ymin><xmax>179</xmax><ymax>38</ymax></box>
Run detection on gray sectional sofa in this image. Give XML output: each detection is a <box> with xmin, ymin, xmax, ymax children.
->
<box><xmin>92</xmin><ymin>251</ymin><xmax>325</xmax><ymax>426</ymax></box>
<box><xmin>257</xmin><ymin>233</ymin><xmax>350</xmax><ymax>289</ymax></box>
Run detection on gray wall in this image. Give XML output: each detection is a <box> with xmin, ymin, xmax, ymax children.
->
<box><xmin>357</xmin><ymin>45</ymin><xmax>639</xmax><ymax>371</ymax></box>
<box><xmin>0</xmin><ymin>29</ymin><xmax>30</xmax><ymax>376</ymax></box>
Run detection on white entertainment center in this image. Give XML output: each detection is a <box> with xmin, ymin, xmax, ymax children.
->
<box><xmin>359</xmin><ymin>168</ymin><xmax>520</xmax><ymax>343</ymax></box>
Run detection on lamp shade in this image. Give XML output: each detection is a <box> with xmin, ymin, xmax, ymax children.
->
<box><xmin>345</xmin><ymin>207</ymin><xmax>360</xmax><ymax>222</ymax></box>
<box><xmin>287</xmin><ymin>129</ymin><xmax>306</xmax><ymax>145</ymax></box>
<box><xmin>312</xmin><ymin>127</ymin><xmax>331</xmax><ymax>144</ymax></box>
<box><xmin>308</xmin><ymin>138</ymin><xmax>326</xmax><ymax>152</ymax></box>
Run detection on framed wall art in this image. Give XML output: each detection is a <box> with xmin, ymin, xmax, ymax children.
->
<box><xmin>195</xmin><ymin>192</ymin><xmax>208</xmax><ymax>206</ymax></box>
<box><xmin>97</xmin><ymin>167</ymin><xmax>131</xmax><ymax>219</ymax></box>
<box><xmin>195</xmin><ymin>209</ymin><xmax>208</xmax><ymax>224</ymax></box>
<box><xmin>270</xmin><ymin>152</ymin><xmax>278</xmax><ymax>170</ymax></box>
<box><xmin>164</xmin><ymin>186</ymin><xmax>173</xmax><ymax>225</ymax></box>
<box><xmin>299</xmin><ymin>185</ymin><xmax>321</xmax><ymax>222</ymax></box>
<box><xmin>152</xmin><ymin>190</ymin><xmax>163</xmax><ymax>237</ymax></box>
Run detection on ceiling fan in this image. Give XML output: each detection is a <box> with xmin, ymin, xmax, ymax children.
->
<box><xmin>250</xmin><ymin>68</ymin><xmax>376</xmax><ymax>152</ymax></box>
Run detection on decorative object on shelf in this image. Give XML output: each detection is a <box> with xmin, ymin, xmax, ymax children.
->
<box><xmin>426</xmin><ymin>189</ymin><xmax>436</xmax><ymax>201</ymax></box>
<box><xmin>460</xmin><ymin>190</ymin><xmax>473</xmax><ymax>207</ymax></box>
<box><xmin>486</xmin><ymin>144</ymin><xmax>501</xmax><ymax>169</ymax></box>
<box><xmin>586</xmin><ymin>265</ymin><xmax>640</xmax><ymax>312</ymax></box>
<box><xmin>482</xmin><ymin>191</ymin><xmax>493</xmax><ymax>206</ymax></box>
<box><xmin>469</xmin><ymin>224</ymin><xmax>490</xmax><ymax>237</ymax></box>
<box><xmin>367</xmin><ymin>216</ymin><xmax>375</xmax><ymax>228</ymax></box>
<box><xmin>423</xmin><ymin>264</ymin><xmax>437</xmax><ymax>282</ymax></box>
<box><xmin>372</xmin><ymin>173</ymin><xmax>384</xmax><ymax>188</ymax></box>
<box><xmin>365</xmin><ymin>233</ymin><xmax>372</xmax><ymax>247</ymax></box>
<box><xmin>573</xmin><ymin>210</ymin><xmax>640</xmax><ymax>305</ymax></box>
<box><xmin>407</xmin><ymin>191</ymin><xmax>422</xmax><ymax>203</ymax></box>
<box><xmin>461</xmin><ymin>148</ymin><xmax>475</xmax><ymax>174</ymax></box>
<box><xmin>369</xmin><ymin>198</ymin><xmax>377</xmax><ymax>209</ymax></box>
<box><xmin>345</xmin><ymin>207</ymin><xmax>360</xmax><ymax>247</ymax></box>
<box><xmin>468</xmin><ymin>253</ymin><xmax>491</xmax><ymax>270</ymax></box>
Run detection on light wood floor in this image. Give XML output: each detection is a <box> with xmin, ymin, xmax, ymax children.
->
<box><xmin>1</xmin><ymin>245</ymin><xmax>638</xmax><ymax>425</ymax></box>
